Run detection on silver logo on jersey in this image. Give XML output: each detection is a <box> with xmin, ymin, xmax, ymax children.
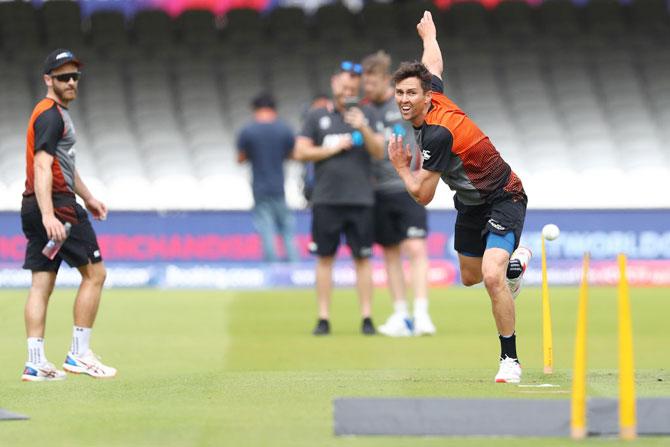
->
<box><xmin>319</xmin><ymin>116</ymin><xmax>332</xmax><ymax>130</ymax></box>
<box><xmin>421</xmin><ymin>150</ymin><xmax>431</xmax><ymax>160</ymax></box>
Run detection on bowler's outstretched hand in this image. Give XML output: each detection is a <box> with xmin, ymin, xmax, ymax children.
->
<box><xmin>417</xmin><ymin>11</ymin><xmax>437</xmax><ymax>41</ymax></box>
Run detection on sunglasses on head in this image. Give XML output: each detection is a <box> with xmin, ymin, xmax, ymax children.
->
<box><xmin>51</xmin><ymin>71</ymin><xmax>81</xmax><ymax>82</ymax></box>
<box><xmin>340</xmin><ymin>61</ymin><xmax>362</xmax><ymax>75</ymax></box>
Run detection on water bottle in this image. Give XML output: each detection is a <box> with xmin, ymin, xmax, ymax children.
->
<box><xmin>42</xmin><ymin>222</ymin><xmax>72</xmax><ymax>260</ymax></box>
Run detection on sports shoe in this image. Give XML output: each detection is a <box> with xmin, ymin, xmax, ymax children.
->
<box><xmin>312</xmin><ymin>318</ymin><xmax>330</xmax><ymax>336</ymax></box>
<box><xmin>361</xmin><ymin>317</ymin><xmax>376</xmax><ymax>335</ymax></box>
<box><xmin>507</xmin><ymin>246</ymin><xmax>532</xmax><ymax>299</ymax></box>
<box><xmin>413</xmin><ymin>313</ymin><xmax>437</xmax><ymax>336</ymax></box>
<box><xmin>378</xmin><ymin>313</ymin><xmax>413</xmax><ymax>337</ymax></box>
<box><xmin>494</xmin><ymin>356</ymin><xmax>522</xmax><ymax>383</ymax></box>
<box><xmin>63</xmin><ymin>350</ymin><xmax>117</xmax><ymax>378</ymax></box>
<box><xmin>21</xmin><ymin>361</ymin><xmax>66</xmax><ymax>382</ymax></box>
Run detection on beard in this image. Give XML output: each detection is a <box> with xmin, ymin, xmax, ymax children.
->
<box><xmin>53</xmin><ymin>82</ymin><xmax>77</xmax><ymax>103</ymax></box>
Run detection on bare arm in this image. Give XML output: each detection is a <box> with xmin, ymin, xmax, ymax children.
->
<box><xmin>397</xmin><ymin>166</ymin><xmax>442</xmax><ymax>206</ymax></box>
<box><xmin>417</xmin><ymin>11</ymin><xmax>443</xmax><ymax>80</ymax></box>
<box><xmin>237</xmin><ymin>150</ymin><xmax>248</xmax><ymax>163</ymax></box>
<box><xmin>74</xmin><ymin>169</ymin><xmax>107</xmax><ymax>220</ymax></box>
<box><xmin>34</xmin><ymin>151</ymin><xmax>67</xmax><ymax>241</ymax></box>
<box><xmin>293</xmin><ymin>136</ymin><xmax>351</xmax><ymax>162</ymax></box>
<box><xmin>388</xmin><ymin>134</ymin><xmax>441</xmax><ymax>206</ymax></box>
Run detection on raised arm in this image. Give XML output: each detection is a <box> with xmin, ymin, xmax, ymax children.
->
<box><xmin>417</xmin><ymin>11</ymin><xmax>443</xmax><ymax>80</ymax></box>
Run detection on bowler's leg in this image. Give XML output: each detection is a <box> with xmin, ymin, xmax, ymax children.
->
<box><xmin>481</xmin><ymin>248</ymin><xmax>515</xmax><ymax>337</ymax></box>
<box><xmin>458</xmin><ymin>254</ymin><xmax>483</xmax><ymax>286</ymax></box>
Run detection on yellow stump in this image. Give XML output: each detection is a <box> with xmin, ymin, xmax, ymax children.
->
<box><xmin>570</xmin><ymin>253</ymin><xmax>590</xmax><ymax>439</ymax></box>
<box><xmin>541</xmin><ymin>235</ymin><xmax>553</xmax><ymax>374</ymax></box>
<box><xmin>618</xmin><ymin>254</ymin><xmax>637</xmax><ymax>440</ymax></box>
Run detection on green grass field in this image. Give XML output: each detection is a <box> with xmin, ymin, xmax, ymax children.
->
<box><xmin>0</xmin><ymin>286</ymin><xmax>668</xmax><ymax>446</ymax></box>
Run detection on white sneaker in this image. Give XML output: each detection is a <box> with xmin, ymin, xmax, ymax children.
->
<box><xmin>507</xmin><ymin>246</ymin><xmax>532</xmax><ymax>299</ymax></box>
<box><xmin>495</xmin><ymin>356</ymin><xmax>522</xmax><ymax>383</ymax></box>
<box><xmin>63</xmin><ymin>350</ymin><xmax>117</xmax><ymax>378</ymax></box>
<box><xmin>413</xmin><ymin>313</ymin><xmax>436</xmax><ymax>336</ymax></box>
<box><xmin>378</xmin><ymin>313</ymin><xmax>413</xmax><ymax>337</ymax></box>
<box><xmin>22</xmin><ymin>361</ymin><xmax>67</xmax><ymax>382</ymax></box>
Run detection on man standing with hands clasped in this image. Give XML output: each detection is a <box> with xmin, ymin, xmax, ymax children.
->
<box><xmin>296</xmin><ymin>61</ymin><xmax>384</xmax><ymax>336</ymax></box>
<box><xmin>388</xmin><ymin>13</ymin><xmax>532</xmax><ymax>383</ymax></box>
<box><xmin>20</xmin><ymin>49</ymin><xmax>116</xmax><ymax>381</ymax></box>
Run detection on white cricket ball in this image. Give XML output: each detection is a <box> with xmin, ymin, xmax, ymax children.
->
<box><xmin>542</xmin><ymin>224</ymin><xmax>560</xmax><ymax>241</ymax></box>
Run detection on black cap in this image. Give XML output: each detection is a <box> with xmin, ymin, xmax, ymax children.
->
<box><xmin>43</xmin><ymin>49</ymin><xmax>82</xmax><ymax>74</ymax></box>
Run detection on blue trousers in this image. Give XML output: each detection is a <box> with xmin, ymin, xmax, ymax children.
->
<box><xmin>253</xmin><ymin>196</ymin><xmax>299</xmax><ymax>263</ymax></box>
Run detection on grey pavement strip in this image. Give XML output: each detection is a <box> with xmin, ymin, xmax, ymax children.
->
<box><xmin>333</xmin><ymin>398</ymin><xmax>670</xmax><ymax>437</ymax></box>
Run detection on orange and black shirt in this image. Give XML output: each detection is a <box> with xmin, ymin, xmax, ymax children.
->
<box><xmin>415</xmin><ymin>76</ymin><xmax>525</xmax><ymax>206</ymax></box>
<box><xmin>22</xmin><ymin>98</ymin><xmax>77</xmax><ymax>212</ymax></box>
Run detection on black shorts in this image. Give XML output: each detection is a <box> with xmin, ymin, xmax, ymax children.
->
<box><xmin>453</xmin><ymin>194</ymin><xmax>527</xmax><ymax>257</ymax></box>
<box><xmin>22</xmin><ymin>203</ymin><xmax>103</xmax><ymax>272</ymax></box>
<box><xmin>310</xmin><ymin>204</ymin><xmax>374</xmax><ymax>258</ymax></box>
<box><xmin>374</xmin><ymin>190</ymin><xmax>428</xmax><ymax>247</ymax></box>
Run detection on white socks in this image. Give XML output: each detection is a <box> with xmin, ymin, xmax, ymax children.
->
<box><xmin>27</xmin><ymin>337</ymin><xmax>45</xmax><ymax>365</ymax></box>
<box><xmin>394</xmin><ymin>299</ymin><xmax>430</xmax><ymax>317</ymax></box>
<box><xmin>70</xmin><ymin>326</ymin><xmax>92</xmax><ymax>357</ymax></box>
<box><xmin>414</xmin><ymin>298</ymin><xmax>429</xmax><ymax>316</ymax></box>
<box><xmin>27</xmin><ymin>327</ymin><xmax>93</xmax><ymax>364</ymax></box>
<box><xmin>393</xmin><ymin>300</ymin><xmax>409</xmax><ymax>318</ymax></box>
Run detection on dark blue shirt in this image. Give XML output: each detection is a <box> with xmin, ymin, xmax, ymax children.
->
<box><xmin>237</xmin><ymin>119</ymin><xmax>295</xmax><ymax>200</ymax></box>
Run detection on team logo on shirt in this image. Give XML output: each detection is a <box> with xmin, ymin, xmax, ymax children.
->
<box><xmin>322</xmin><ymin>133</ymin><xmax>352</xmax><ymax>149</ymax></box>
<box><xmin>319</xmin><ymin>116</ymin><xmax>332</xmax><ymax>130</ymax></box>
<box><xmin>421</xmin><ymin>150</ymin><xmax>431</xmax><ymax>160</ymax></box>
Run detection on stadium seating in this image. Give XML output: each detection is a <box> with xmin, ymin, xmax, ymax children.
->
<box><xmin>0</xmin><ymin>0</ymin><xmax>668</xmax><ymax>210</ymax></box>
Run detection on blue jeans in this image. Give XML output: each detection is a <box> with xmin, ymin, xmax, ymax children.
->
<box><xmin>253</xmin><ymin>196</ymin><xmax>299</xmax><ymax>263</ymax></box>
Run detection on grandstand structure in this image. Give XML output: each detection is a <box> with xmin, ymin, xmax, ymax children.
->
<box><xmin>0</xmin><ymin>0</ymin><xmax>668</xmax><ymax>210</ymax></box>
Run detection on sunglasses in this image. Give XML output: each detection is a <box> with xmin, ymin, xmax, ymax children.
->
<box><xmin>340</xmin><ymin>61</ymin><xmax>362</xmax><ymax>75</ymax></box>
<box><xmin>51</xmin><ymin>72</ymin><xmax>81</xmax><ymax>82</ymax></box>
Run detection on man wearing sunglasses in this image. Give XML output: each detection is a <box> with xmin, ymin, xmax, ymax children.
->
<box><xmin>20</xmin><ymin>49</ymin><xmax>116</xmax><ymax>381</ymax></box>
<box><xmin>296</xmin><ymin>61</ymin><xmax>385</xmax><ymax>336</ymax></box>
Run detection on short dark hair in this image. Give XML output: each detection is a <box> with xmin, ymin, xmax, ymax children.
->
<box><xmin>251</xmin><ymin>92</ymin><xmax>276</xmax><ymax>110</ymax></box>
<box><xmin>392</xmin><ymin>61</ymin><xmax>432</xmax><ymax>93</ymax></box>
